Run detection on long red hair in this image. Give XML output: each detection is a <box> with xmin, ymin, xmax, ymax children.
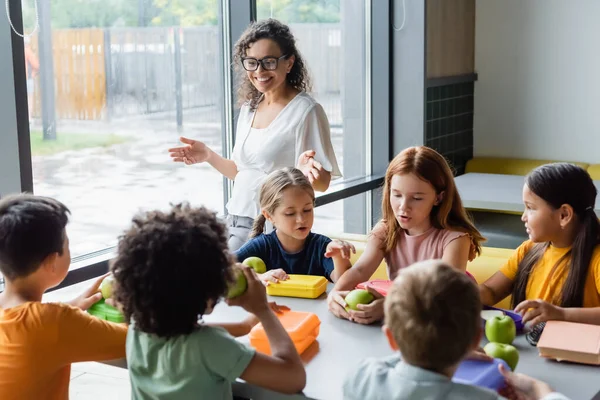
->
<box><xmin>380</xmin><ymin>146</ymin><xmax>484</xmax><ymax>258</ymax></box>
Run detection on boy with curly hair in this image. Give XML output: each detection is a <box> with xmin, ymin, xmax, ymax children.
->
<box><xmin>0</xmin><ymin>194</ymin><xmax>127</xmax><ymax>400</ymax></box>
<box><xmin>111</xmin><ymin>204</ymin><xmax>305</xmax><ymax>399</ymax></box>
<box><xmin>343</xmin><ymin>260</ymin><xmax>569</xmax><ymax>400</ymax></box>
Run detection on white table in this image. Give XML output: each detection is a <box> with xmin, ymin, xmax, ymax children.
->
<box><xmin>455</xmin><ymin>173</ymin><xmax>600</xmax><ymax>216</ymax></box>
<box><xmin>106</xmin><ymin>285</ymin><xmax>600</xmax><ymax>400</ymax></box>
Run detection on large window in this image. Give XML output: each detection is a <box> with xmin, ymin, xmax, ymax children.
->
<box><xmin>257</xmin><ymin>0</ymin><xmax>370</xmax><ymax>234</ymax></box>
<box><xmin>22</xmin><ymin>0</ymin><xmax>226</xmax><ymax>258</ymax></box>
<box><xmin>0</xmin><ymin>0</ymin><xmax>385</xmax><ymax>290</ymax></box>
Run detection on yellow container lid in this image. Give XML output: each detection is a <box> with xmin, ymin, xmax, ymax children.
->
<box><xmin>266</xmin><ymin>274</ymin><xmax>328</xmax><ymax>299</ymax></box>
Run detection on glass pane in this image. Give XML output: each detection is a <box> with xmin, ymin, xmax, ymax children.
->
<box><xmin>22</xmin><ymin>1</ymin><xmax>225</xmax><ymax>260</ymax></box>
<box><xmin>313</xmin><ymin>191</ymin><xmax>368</xmax><ymax>235</ymax></box>
<box><xmin>256</xmin><ymin>0</ymin><xmax>369</xmax><ymax>233</ymax></box>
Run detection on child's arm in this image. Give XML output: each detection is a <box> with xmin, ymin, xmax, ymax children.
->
<box><xmin>515</xmin><ymin>300</ymin><xmax>600</xmax><ymax>326</ymax></box>
<box><xmin>206</xmin><ymin>315</ymin><xmax>259</xmax><ymax>338</ymax></box>
<box><xmin>228</xmin><ymin>267</ymin><xmax>306</xmax><ymax>394</ymax></box>
<box><xmin>324</xmin><ymin>239</ymin><xmax>355</xmax><ymax>282</ymax></box>
<box><xmin>479</xmin><ymin>271</ymin><xmax>514</xmax><ymax>306</ymax></box>
<box><xmin>331</xmin><ymin>234</ymin><xmax>385</xmax><ymax>291</ymax></box>
<box><xmin>66</xmin><ymin>273</ymin><xmax>110</xmax><ymax>310</ymax></box>
<box><xmin>206</xmin><ymin>303</ymin><xmax>290</xmax><ymax>337</ymax></box>
<box><xmin>54</xmin><ymin>304</ymin><xmax>127</xmax><ymax>364</ymax></box>
<box><xmin>441</xmin><ymin>235</ymin><xmax>471</xmax><ymax>271</ymax></box>
<box><xmin>498</xmin><ymin>363</ymin><xmax>571</xmax><ymax>400</ymax></box>
<box><xmin>327</xmin><ymin>234</ymin><xmax>385</xmax><ymax>322</ymax></box>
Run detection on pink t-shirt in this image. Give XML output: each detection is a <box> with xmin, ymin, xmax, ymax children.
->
<box><xmin>371</xmin><ymin>222</ymin><xmax>468</xmax><ymax>280</ymax></box>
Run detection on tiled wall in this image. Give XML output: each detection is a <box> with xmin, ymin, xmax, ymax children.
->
<box><xmin>425</xmin><ymin>81</ymin><xmax>474</xmax><ymax>175</ymax></box>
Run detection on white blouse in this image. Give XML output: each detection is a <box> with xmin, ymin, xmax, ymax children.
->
<box><xmin>227</xmin><ymin>92</ymin><xmax>341</xmax><ymax>218</ymax></box>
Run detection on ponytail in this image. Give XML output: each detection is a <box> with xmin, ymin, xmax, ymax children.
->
<box><xmin>561</xmin><ymin>208</ymin><xmax>600</xmax><ymax>307</ymax></box>
<box><xmin>249</xmin><ymin>214</ymin><xmax>266</xmax><ymax>239</ymax></box>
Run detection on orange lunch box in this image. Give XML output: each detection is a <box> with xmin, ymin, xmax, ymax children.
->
<box><xmin>249</xmin><ymin>310</ymin><xmax>321</xmax><ymax>355</ymax></box>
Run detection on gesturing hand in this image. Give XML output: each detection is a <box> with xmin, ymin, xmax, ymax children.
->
<box><xmin>297</xmin><ymin>150</ymin><xmax>324</xmax><ymax>184</ymax></box>
<box><xmin>168</xmin><ymin>137</ymin><xmax>212</xmax><ymax>165</ymax></box>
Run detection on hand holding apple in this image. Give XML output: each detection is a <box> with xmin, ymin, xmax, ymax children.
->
<box><xmin>498</xmin><ymin>361</ymin><xmax>554</xmax><ymax>399</ymax></box>
<box><xmin>485</xmin><ymin>315</ymin><xmax>516</xmax><ymax>344</ymax></box>
<box><xmin>226</xmin><ymin>266</ymin><xmax>248</xmax><ymax>299</ymax></box>
<box><xmin>100</xmin><ymin>275</ymin><xmax>115</xmax><ymax>299</ymax></box>
<box><xmin>484</xmin><ymin>342</ymin><xmax>519</xmax><ymax>371</ymax></box>
<box><xmin>347</xmin><ymin>286</ymin><xmax>385</xmax><ymax>325</ymax></box>
<box><xmin>226</xmin><ymin>266</ymin><xmax>270</xmax><ymax>316</ymax></box>
<box><xmin>344</xmin><ymin>289</ymin><xmax>375</xmax><ymax>312</ymax></box>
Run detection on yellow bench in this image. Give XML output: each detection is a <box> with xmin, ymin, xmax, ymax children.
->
<box><xmin>329</xmin><ymin>233</ymin><xmax>513</xmax><ymax>309</ymax></box>
<box><xmin>465</xmin><ymin>157</ymin><xmax>589</xmax><ymax>176</ymax></box>
<box><xmin>587</xmin><ymin>164</ymin><xmax>600</xmax><ymax>180</ymax></box>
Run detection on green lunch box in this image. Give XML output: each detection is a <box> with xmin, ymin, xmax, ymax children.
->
<box><xmin>88</xmin><ymin>299</ymin><xmax>125</xmax><ymax>323</ymax></box>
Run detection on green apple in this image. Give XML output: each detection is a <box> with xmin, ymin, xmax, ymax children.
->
<box><xmin>345</xmin><ymin>289</ymin><xmax>375</xmax><ymax>311</ymax></box>
<box><xmin>226</xmin><ymin>268</ymin><xmax>248</xmax><ymax>299</ymax></box>
<box><xmin>242</xmin><ymin>257</ymin><xmax>267</xmax><ymax>274</ymax></box>
<box><xmin>100</xmin><ymin>275</ymin><xmax>115</xmax><ymax>299</ymax></box>
<box><xmin>484</xmin><ymin>342</ymin><xmax>519</xmax><ymax>371</ymax></box>
<box><xmin>485</xmin><ymin>315</ymin><xmax>516</xmax><ymax>344</ymax></box>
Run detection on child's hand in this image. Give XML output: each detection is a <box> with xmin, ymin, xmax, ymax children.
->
<box><xmin>260</xmin><ymin>269</ymin><xmax>289</xmax><ymax>284</ymax></box>
<box><xmin>327</xmin><ymin>290</ymin><xmax>352</xmax><ymax>320</ymax></box>
<box><xmin>227</xmin><ymin>266</ymin><xmax>270</xmax><ymax>315</ymax></box>
<box><xmin>324</xmin><ymin>239</ymin><xmax>356</xmax><ymax>259</ymax></box>
<box><xmin>498</xmin><ymin>363</ymin><xmax>554</xmax><ymax>399</ymax></box>
<box><xmin>514</xmin><ymin>299</ymin><xmax>565</xmax><ymax>326</ymax></box>
<box><xmin>348</xmin><ymin>285</ymin><xmax>385</xmax><ymax>325</ymax></box>
<box><xmin>67</xmin><ymin>273</ymin><xmax>109</xmax><ymax>310</ymax></box>
<box><xmin>242</xmin><ymin>302</ymin><xmax>290</xmax><ymax>332</ymax></box>
<box><xmin>269</xmin><ymin>302</ymin><xmax>290</xmax><ymax>314</ymax></box>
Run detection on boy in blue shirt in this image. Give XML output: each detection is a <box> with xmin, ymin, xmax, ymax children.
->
<box><xmin>343</xmin><ymin>260</ymin><xmax>570</xmax><ymax>400</ymax></box>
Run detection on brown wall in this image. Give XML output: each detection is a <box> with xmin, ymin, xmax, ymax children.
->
<box><xmin>426</xmin><ymin>0</ymin><xmax>476</xmax><ymax>78</ymax></box>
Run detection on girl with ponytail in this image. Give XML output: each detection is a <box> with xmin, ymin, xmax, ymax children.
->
<box><xmin>480</xmin><ymin>163</ymin><xmax>600</xmax><ymax>326</ymax></box>
<box><xmin>235</xmin><ymin>167</ymin><xmax>354</xmax><ymax>284</ymax></box>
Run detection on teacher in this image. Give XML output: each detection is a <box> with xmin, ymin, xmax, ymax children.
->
<box><xmin>169</xmin><ymin>19</ymin><xmax>341</xmax><ymax>250</ymax></box>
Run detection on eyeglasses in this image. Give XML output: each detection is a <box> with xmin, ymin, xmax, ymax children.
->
<box><xmin>241</xmin><ymin>55</ymin><xmax>288</xmax><ymax>71</ymax></box>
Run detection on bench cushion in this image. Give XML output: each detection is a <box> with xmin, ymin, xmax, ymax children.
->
<box><xmin>587</xmin><ymin>164</ymin><xmax>600</xmax><ymax>180</ymax></box>
<box><xmin>465</xmin><ymin>157</ymin><xmax>589</xmax><ymax>176</ymax></box>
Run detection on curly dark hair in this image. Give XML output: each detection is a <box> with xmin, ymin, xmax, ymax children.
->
<box><xmin>111</xmin><ymin>204</ymin><xmax>235</xmax><ymax>338</ymax></box>
<box><xmin>233</xmin><ymin>18</ymin><xmax>312</xmax><ymax>109</ymax></box>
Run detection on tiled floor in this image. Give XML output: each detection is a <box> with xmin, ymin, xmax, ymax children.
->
<box><xmin>44</xmin><ymin>280</ymin><xmax>131</xmax><ymax>399</ymax></box>
<box><xmin>70</xmin><ymin>362</ymin><xmax>130</xmax><ymax>399</ymax></box>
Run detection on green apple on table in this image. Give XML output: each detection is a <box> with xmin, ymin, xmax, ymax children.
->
<box><xmin>227</xmin><ymin>268</ymin><xmax>248</xmax><ymax>299</ymax></box>
<box><xmin>242</xmin><ymin>257</ymin><xmax>267</xmax><ymax>274</ymax></box>
<box><xmin>483</xmin><ymin>342</ymin><xmax>519</xmax><ymax>371</ymax></box>
<box><xmin>344</xmin><ymin>289</ymin><xmax>375</xmax><ymax>312</ymax></box>
<box><xmin>485</xmin><ymin>315</ymin><xmax>516</xmax><ymax>344</ymax></box>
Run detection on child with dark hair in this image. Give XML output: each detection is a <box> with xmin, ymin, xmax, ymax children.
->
<box><xmin>480</xmin><ymin>163</ymin><xmax>600</xmax><ymax>326</ymax></box>
<box><xmin>0</xmin><ymin>194</ymin><xmax>127</xmax><ymax>400</ymax></box>
<box><xmin>111</xmin><ymin>204</ymin><xmax>305</xmax><ymax>399</ymax></box>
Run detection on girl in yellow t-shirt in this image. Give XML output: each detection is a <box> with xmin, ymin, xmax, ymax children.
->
<box><xmin>480</xmin><ymin>163</ymin><xmax>600</xmax><ymax>326</ymax></box>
